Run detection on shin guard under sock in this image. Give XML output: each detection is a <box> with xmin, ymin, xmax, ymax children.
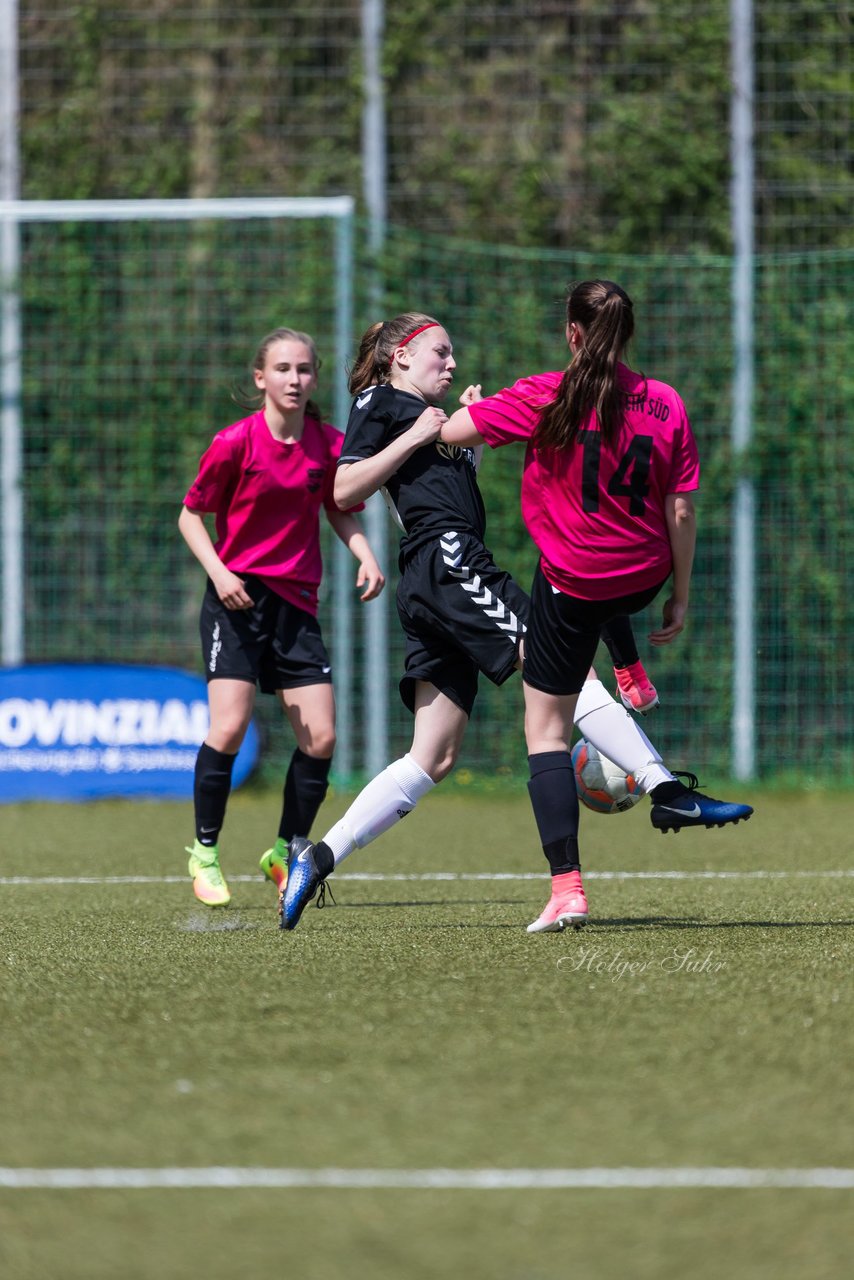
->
<box><xmin>574</xmin><ymin>678</ymin><xmax>675</xmax><ymax>793</ymax></box>
<box><xmin>194</xmin><ymin>742</ymin><xmax>237</xmax><ymax>846</ymax></box>
<box><xmin>279</xmin><ymin>748</ymin><xmax>332</xmax><ymax>842</ymax></box>
<box><xmin>321</xmin><ymin>754</ymin><xmax>435</xmax><ymax>866</ymax></box>
<box><xmin>527</xmin><ymin>751</ymin><xmax>581</xmax><ymax>875</ymax></box>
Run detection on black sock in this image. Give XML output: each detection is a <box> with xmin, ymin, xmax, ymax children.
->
<box><xmin>313</xmin><ymin>840</ymin><xmax>335</xmax><ymax>879</ymax></box>
<box><xmin>542</xmin><ymin>837</ymin><xmax>581</xmax><ymax>875</ymax></box>
<box><xmin>601</xmin><ymin>614</ymin><xmax>640</xmax><ymax>668</ymax></box>
<box><xmin>279</xmin><ymin>748</ymin><xmax>332</xmax><ymax>842</ymax></box>
<box><xmin>194</xmin><ymin>742</ymin><xmax>237</xmax><ymax>846</ymax></box>
<box><xmin>527</xmin><ymin>752</ymin><xmax>581</xmax><ymax>875</ymax></box>
<box><xmin>650</xmin><ymin>779</ymin><xmax>688</xmax><ymax>802</ymax></box>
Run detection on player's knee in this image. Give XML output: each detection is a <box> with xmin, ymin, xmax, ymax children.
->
<box><xmin>301</xmin><ymin>727</ymin><xmax>336</xmax><ymax>758</ymax></box>
<box><xmin>429</xmin><ymin>742</ymin><xmax>460</xmax><ymax>783</ymax></box>
<box><xmin>207</xmin><ymin>721</ymin><xmax>249</xmax><ymax>754</ymax></box>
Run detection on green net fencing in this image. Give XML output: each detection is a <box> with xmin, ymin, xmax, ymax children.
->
<box><xmin>15</xmin><ymin>214</ymin><xmax>341</xmax><ymax>661</ymax></box>
<box><xmin>6</xmin><ymin>215</ymin><xmax>852</xmax><ymax>784</ymax></box>
<box><xmin>380</xmin><ymin>230</ymin><xmax>853</xmax><ymax>785</ymax></box>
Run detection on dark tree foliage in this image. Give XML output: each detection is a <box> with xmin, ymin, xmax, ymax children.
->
<box><xmin>19</xmin><ymin>2</ymin><xmax>851</xmax><ymax>252</ymax></box>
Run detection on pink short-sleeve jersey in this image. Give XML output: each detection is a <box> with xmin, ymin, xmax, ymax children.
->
<box><xmin>183</xmin><ymin>410</ymin><xmax>358</xmax><ymax>614</ymax></box>
<box><xmin>468</xmin><ymin>365</ymin><xmax>699</xmax><ymax>600</ymax></box>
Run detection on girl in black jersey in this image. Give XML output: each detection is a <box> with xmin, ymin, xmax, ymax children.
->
<box><xmin>280</xmin><ymin>313</ymin><xmax>725</xmax><ymax>932</ymax></box>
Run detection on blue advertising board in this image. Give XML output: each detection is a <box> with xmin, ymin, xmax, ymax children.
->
<box><xmin>0</xmin><ymin>664</ymin><xmax>259</xmax><ymax>802</ymax></box>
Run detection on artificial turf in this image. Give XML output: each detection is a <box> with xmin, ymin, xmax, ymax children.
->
<box><xmin>1</xmin><ymin>787</ymin><xmax>851</xmax><ymax>1278</ymax></box>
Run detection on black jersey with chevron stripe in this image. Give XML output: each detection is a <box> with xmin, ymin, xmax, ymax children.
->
<box><xmin>338</xmin><ymin>384</ymin><xmax>486</xmax><ymax>559</ymax></box>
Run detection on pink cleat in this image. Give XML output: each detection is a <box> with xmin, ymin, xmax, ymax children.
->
<box><xmin>527</xmin><ymin>870</ymin><xmax>588</xmax><ymax>934</ymax></box>
<box><xmin>615</xmin><ymin>660</ymin><xmax>660</xmax><ymax>715</ymax></box>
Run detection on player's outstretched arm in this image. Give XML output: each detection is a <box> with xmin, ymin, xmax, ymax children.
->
<box><xmin>441</xmin><ymin>404</ymin><xmax>485</xmax><ymax>448</ymax></box>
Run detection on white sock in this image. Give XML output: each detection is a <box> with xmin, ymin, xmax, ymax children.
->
<box><xmin>321</xmin><ymin>754</ymin><xmax>435</xmax><ymax>866</ymax></box>
<box><xmin>574</xmin><ymin>679</ymin><xmax>675</xmax><ymax>794</ymax></box>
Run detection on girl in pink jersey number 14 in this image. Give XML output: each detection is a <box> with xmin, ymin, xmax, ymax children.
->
<box><xmin>442</xmin><ymin>280</ymin><xmax>752</xmax><ymax>932</ymax></box>
<box><xmin>178</xmin><ymin>328</ymin><xmax>385</xmax><ymax>907</ymax></box>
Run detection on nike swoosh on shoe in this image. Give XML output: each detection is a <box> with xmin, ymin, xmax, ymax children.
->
<box><xmin>659</xmin><ymin>802</ymin><xmax>702</xmax><ymax>818</ymax></box>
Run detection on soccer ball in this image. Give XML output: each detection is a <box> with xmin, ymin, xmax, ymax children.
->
<box><xmin>571</xmin><ymin>738</ymin><xmax>641</xmax><ymax>814</ymax></box>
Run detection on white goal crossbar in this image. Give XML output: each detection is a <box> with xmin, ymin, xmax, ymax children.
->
<box><xmin>0</xmin><ymin>196</ymin><xmax>354</xmax><ymax>222</ymax></box>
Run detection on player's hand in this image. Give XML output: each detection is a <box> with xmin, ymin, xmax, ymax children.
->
<box><xmin>459</xmin><ymin>383</ymin><xmax>483</xmax><ymax>405</ymax></box>
<box><xmin>409</xmin><ymin>405</ymin><xmax>447</xmax><ymax>445</ymax></box>
<box><xmin>356</xmin><ymin>557</ymin><xmax>386</xmax><ymax>602</ymax></box>
<box><xmin>649</xmin><ymin>596</ymin><xmax>687</xmax><ymax>645</ymax></box>
<box><xmin>214</xmin><ymin>569</ymin><xmax>254</xmax><ymax>610</ymax></box>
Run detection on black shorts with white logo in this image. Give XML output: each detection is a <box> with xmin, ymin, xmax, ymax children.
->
<box><xmin>199</xmin><ymin>575</ymin><xmax>332</xmax><ymax>694</ymax></box>
<box><xmin>396</xmin><ymin>531</ymin><xmax>529</xmax><ymax>717</ymax></box>
<box><xmin>523</xmin><ymin>560</ymin><xmax>667</xmax><ymax>696</ymax></box>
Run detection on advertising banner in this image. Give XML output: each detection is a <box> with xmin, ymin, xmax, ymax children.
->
<box><xmin>0</xmin><ymin>665</ymin><xmax>259</xmax><ymax>802</ymax></box>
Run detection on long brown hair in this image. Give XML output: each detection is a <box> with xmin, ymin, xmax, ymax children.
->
<box><xmin>348</xmin><ymin>313</ymin><xmax>440</xmax><ymax>394</ymax></box>
<box><xmin>535</xmin><ymin>281</ymin><xmax>634</xmax><ymax>449</ymax></box>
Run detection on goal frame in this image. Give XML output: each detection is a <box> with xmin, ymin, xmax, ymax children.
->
<box><xmin>0</xmin><ymin>196</ymin><xmax>366</xmax><ymax>776</ymax></box>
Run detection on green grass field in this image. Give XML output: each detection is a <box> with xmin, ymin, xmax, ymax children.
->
<box><xmin>1</xmin><ymin>786</ymin><xmax>852</xmax><ymax>1279</ymax></box>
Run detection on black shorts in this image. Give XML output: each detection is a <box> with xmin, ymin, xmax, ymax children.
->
<box><xmin>199</xmin><ymin>575</ymin><xmax>332</xmax><ymax>695</ymax></box>
<box><xmin>396</xmin><ymin>531</ymin><xmax>529</xmax><ymax>717</ymax></box>
<box><xmin>523</xmin><ymin>561</ymin><xmax>667</xmax><ymax>696</ymax></box>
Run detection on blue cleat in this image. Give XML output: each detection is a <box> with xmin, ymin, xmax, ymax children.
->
<box><xmin>650</xmin><ymin>773</ymin><xmax>754</xmax><ymax>834</ymax></box>
<box><xmin>278</xmin><ymin>837</ymin><xmax>334</xmax><ymax>931</ymax></box>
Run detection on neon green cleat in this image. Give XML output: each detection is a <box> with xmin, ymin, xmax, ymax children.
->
<box><xmin>259</xmin><ymin>837</ymin><xmax>289</xmax><ymax>890</ymax></box>
<box><xmin>186</xmin><ymin>840</ymin><xmax>231</xmax><ymax>907</ymax></box>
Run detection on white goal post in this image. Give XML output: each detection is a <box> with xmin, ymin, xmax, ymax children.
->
<box><xmin>0</xmin><ymin>195</ymin><xmax>378</xmax><ymax>779</ymax></box>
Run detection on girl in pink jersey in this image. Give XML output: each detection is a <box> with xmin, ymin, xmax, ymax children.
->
<box><xmin>179</xmin><ymin>327</ymin><xmax>385</xmax><ymax>907</ymax></box>
<box><xmin>441</xmin><ymin>280</ymin><xmax>751</xmax><ymax>932</ymax></box>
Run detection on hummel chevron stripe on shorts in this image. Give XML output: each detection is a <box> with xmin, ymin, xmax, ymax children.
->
<box><xmin>440</xmin><ymin>531</ymin><xmax>523</xmax><ymax>638</ymax></box>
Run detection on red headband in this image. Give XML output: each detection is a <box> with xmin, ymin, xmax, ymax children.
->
<box><xmin>398</xmin><ymin>322</ymin><xmax>439</xmax><ymax>347</ymax></box>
